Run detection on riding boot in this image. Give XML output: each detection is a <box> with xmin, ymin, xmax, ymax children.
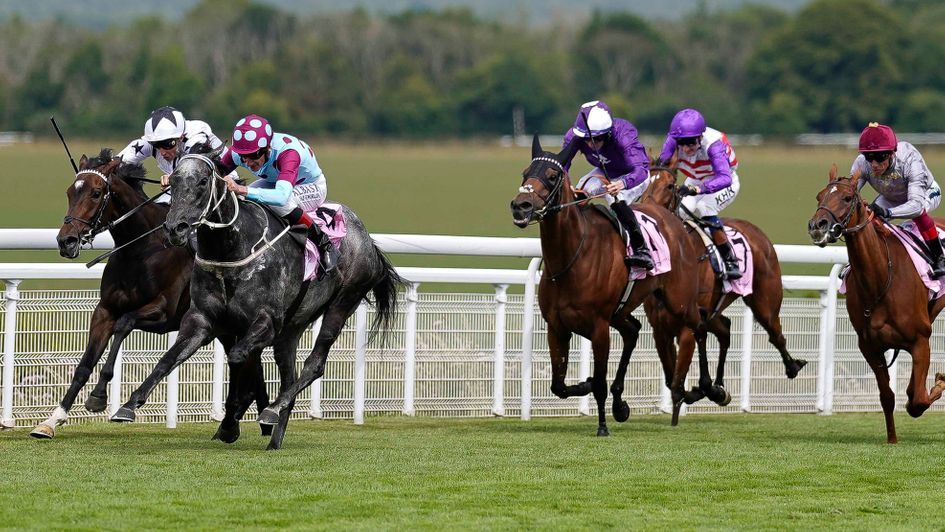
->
<box><xmin>611</xmin><ymin>202</ymin><xmax>654</xmax><ymax>270</ymax></box>
<box><xmin>925</xmin><ymin>236</ymin><xmax>945</xmax><ymax>279</ymax></box>
<box><xmin>713</xmin><ymin>230</ymin><xmax>742</xmax><ymax>280</ymax></box>
<box><xmin>307</xmin><ymin>224</ymin><xmax>339</xmax><ymax>277</ymax></box>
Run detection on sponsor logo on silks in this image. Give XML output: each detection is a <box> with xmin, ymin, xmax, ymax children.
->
<box><xmin>715</xmin><ymin>186</ymin><xmax>735</xmax><ymax>206</ymax></box>
<box><xmin>929</xmin><ymin>187</ymin><xmax>941</xmax><ymax>200</ymax></box>
<box><xmin>879</xmin><ymin>170</ymin><xmax>903</xmax><ymax>181</ymax></box>
<box><xmin>595</xmin><ymin>154</ymin><xmax>611</xmax><ymax>165</ymax></box>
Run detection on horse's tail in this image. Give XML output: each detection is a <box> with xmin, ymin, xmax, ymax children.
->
<box><xmin>367</xmin><ymin>243</ymin><xmax>405</xmax><ymax>346</ymax></box>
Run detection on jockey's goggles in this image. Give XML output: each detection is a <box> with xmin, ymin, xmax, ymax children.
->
<box><xmin>239</xmin><ymin>147</ymin><xmax>268</xmax><ymax>162</ymax></box>
<box><xmin>149</xmin><ymin>138</ymin><xmax>179</xmax><ymax>150</ymax></box>
<box><xmin>677</xmin><ymin>136</ymin><xmax>700</xmax><ymax>147</ymax></box>
<box><xmin>863</xmin><ymin>151</ymin><xmax>892</xmax><ymax>163</ymax></box>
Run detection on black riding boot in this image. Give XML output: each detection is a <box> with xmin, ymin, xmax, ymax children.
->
<box><xmin>611</xmin><ymin>202</ymin><xmax>654</xmax><ymax>270</ymax></box>
<box><xmin>925</xmin><ymin>237</ymin><xmax>945</xmax><ymax>279</ymax></box>
<box><xmin>307</xmin><ymin>224</ymin><xmax>339</xmax><ymax>276</ymax></box>
<box><xmin>715</xmin><ymin>239</ymin><xmax>742</xmax><ymax>280</ymax></box>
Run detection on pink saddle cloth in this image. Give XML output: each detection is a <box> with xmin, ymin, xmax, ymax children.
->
<box><xmin>628</xmin><ymin>210</ymin><xmax>671</xmax><ymax>280</ymax></box>
<box><xmin>303</xmin><ymin>203</ymin><xmax>347</xmax><ymax>281</ymax></box>
<box><xmin>839</xmin><ymin>221</ymin><xmax>945</xmax><ymax>300</ymax></box>
<box><xmin>721</xmin><ymin>226</ymin><xmax>754</xmax><ymax>297</ymax></box>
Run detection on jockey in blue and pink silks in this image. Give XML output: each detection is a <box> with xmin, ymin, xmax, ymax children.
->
<box><xmin>657</xmin><ymin>108</ymin><xmax>742</xmax><ymax>279</ymax></box>
<box><xmin>219</xmin><ymin>114</ymin><xmax>339</xmax><ymax>274</ymax></box>
<box><xmin>852</xmin><ymin>122</ymin><xmax>945</xmax><ymax>278</ymax></box>
<box><xmin>561</xmin><ymin>100</ymin><xmax>654</xmax><ymax>269</ymax></box>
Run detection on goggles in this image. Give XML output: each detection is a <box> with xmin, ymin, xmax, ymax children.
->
<box><xmin>863</xmin><ymin>151</ymin><xmax>892</xmax><ymax>163</ymax></box>
<box><xmin>239</xmin><ymin>147</ymin><xmax>268</xmax><ymax>162</ymax></box>
<box><xmin>149</xmin><ymin>138</ymin><xmax>179</xmax><ymax>150</ymax></box>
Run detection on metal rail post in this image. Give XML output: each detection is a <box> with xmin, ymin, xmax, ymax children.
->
<box><xmin>353</xmin><ymin>302</ymin><xmax>368</xmax><ymax>425</ymax></box>
<box><xmin>492</xmin><ymin>284</ymin><xmax>508</xmax><ymax>416</ymax></box>
<box><xmin>165</xmin><ymin>331</ymin><xmax>179</xmax><ymax>428</ymax></box>
<box><xmin>1</xmin><ymin>279</ymin><xmax>21</xmax><ymax>428</ymax></box>
<box><xmin>520</xmin><ymin>258</ymin><xmax>540</xmax><ymax>420</ymax></box>
<box><xmin>403</xmin><ymin>283</ymin><xmax>419</xmax><ymax>416</ymax></box>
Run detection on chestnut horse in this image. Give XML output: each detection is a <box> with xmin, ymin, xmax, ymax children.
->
<box><xmin>510</xmin><ymin>135</ymin><xmax>702</xmax><ymax>435</ymax></box>
<box><xmin>808</xmin><ymin>165</ymin><xmax>945</xmax><ymax>443</ymax></box>
<box><xmin>641</xmin><ymin>161</ymin><xmax>807</xmax><ymax>406</ymax></box>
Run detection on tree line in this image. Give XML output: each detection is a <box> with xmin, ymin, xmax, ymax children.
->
<box><xmin>2</xmin><ymin>0</ymin><xmax>943</xmax><ymax>139</ymax></box>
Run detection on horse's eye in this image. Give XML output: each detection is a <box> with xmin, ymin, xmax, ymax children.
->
<box><xmin>91</xmin><ymin>190</ymin><xmax>102</xmax><ymax>199</ymax></box>
<box><xmin>843</xmin><ymin>195</ymin><xmax>853</xmax><ymax>202</ymax></box>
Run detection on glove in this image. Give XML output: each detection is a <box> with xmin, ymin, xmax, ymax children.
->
<box><xmin>868</xmin><ymin>203</ymin><xmax>891</xmax><ymax>219</ymax></box>
<box><xmin>677</xmin><ymin>185</ymin><xmax>700</xmax><ymax>197</ymax></box>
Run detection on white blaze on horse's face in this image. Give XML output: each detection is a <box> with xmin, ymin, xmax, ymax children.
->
<box><xmin>74</xmin><ymin>180</ymin><xmax>85</xmax><ymax>191</ymax></box>
<box><xmin>828</xmin><ymin>185</ymin><xmax>837</xmax><ymax>195</ymax></box>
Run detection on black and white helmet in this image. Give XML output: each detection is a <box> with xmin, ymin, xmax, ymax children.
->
<box><xmin>143</xmin><ymin>106</ymin><xmax>185</xmax><ymax>142</ymax></box>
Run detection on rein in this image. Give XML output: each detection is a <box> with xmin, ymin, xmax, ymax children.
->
<box><xmin>181</xmin><ymin>154</ymin><xmax>289</xmax><ymax>270</ymax></box>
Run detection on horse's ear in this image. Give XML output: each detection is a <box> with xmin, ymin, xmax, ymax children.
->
<box><xmin>531</xmin><ymin>133</ymin><xmax>542</xmax><ymax>159</ymax></box>
<box><xmin>669</xmin><ymin>152</ymin><xmax>679</xmax><ymax>170</ymax></box>
<box><xmin>78</xmin><ymin>154</ymin><xmax>88</xmax><ymax>170</ymax></box>
<box><xmin>828</xmin><ymin>163</ymin><xmax>839</xmax><ymax>182</ymax></box>
<box><xmin>557</xmin><ymin>135</ymin><xmax>580</xmax><ymax>167</ymax></box>
<box><xmin>849</xmin><ymin>168</ymin><xmax>861</xmax><ymax>185</ymax></box>
<box><xmin>103</xmin><ymin>158</ymin><xmax>120</xmax><ymax>174</ymax></box>
<box><xmin>210</xmin><ymin>144</ymin><xmax>226</xmax><ymax>160</ymax></box>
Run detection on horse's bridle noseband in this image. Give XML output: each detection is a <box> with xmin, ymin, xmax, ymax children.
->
<box><xmin>64</xmin><ymin>169</ymin><xmax>112</xmax><ymax>246</ymax></box>
<box><xmin>519</xmin><ymin>156</ymin><xmax>568</xmax><ymax>222</ymax></box>
<box><xmin>179</xmin><ymin>153</ymin><xmax>240</xmax><ymax>229</ymax></box>
<box><xmin>814</xmin><ymin>181</ymin><xmax>872</xmax><ymax>239</ymax></box>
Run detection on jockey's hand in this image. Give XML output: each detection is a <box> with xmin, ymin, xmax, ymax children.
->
<box><xmin>678</xmin><ymin>184</ymin><xmax>701</xmax><ymax>197</ymax></box>
<box><xmin>160</xmin><ymin>174</ymin><xmax>170</xmax><ymax>189</ymax></box>
<box><xmin>605</xmin><ymin>180</ymin><xmax>626</xmax><ymax>196</ymax></box>
<box><xmin>223</xmin><ymin>175</ymin><xmax>247</xmax><ymax>197</ymax></box>
<box><xmin>868</xmin><ymin>203</ymin><xmax>891</xmax><ymax>219</ymax></box>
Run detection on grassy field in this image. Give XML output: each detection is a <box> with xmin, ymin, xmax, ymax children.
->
<box><xmin>4</xmin><ymin>139</ymin><xmax>945</xmax><ymax>289</ymax></box>
<box><xmin>2</xmin><ymin>413</ymin><xmax>945</xmax><ymax>529</ymax></box>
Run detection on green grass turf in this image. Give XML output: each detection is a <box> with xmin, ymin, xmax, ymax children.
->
<box><xmin>2</xmin><ymin>140</ymin><xmax>940</xmax><ymax>290</ymax></box>
<box><xmin>1</xmin><ymin>413</ymin><xmax>944</xmax><ymax>529</ymax></box>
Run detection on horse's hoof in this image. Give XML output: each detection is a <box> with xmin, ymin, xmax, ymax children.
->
<box><xmin>596</xmin><ymin>426</ymin><xmax>609</xmax><ymax>437</ymax></box>
<box><xmin>613</xmin><ymin>400</ymin><xmax>630</xmax><ymax>423</ymax></box>
<box><xmin>110</xmin><ymin>407</ymin><xmax>136</xmax><ymax>423</ymax></box>
<box><xmin>84</xmin><ymin>394</ymin><xmax>108</xmax><ymax>413</ymax></box>
<box><xmin>714</xmin><ymin>387</ymin><xmax>732</xmax><ymax>407</ymax></box>
<box><xmin>935</xmin><ymin>372</ymin><xmax>945</xmax><ymax>387</ymax></box>
<box><xmin>212</xmin><ymin>425</ymin><xmax>240</xmax><ymax>444</ymax></box>
<box><xmin>258</xmin><ymin>407</ymin><xmax>280</xmax><ymax>426</ymax></box>
<box><xmin>260</xmin><ymin>423</ymin><xmax>273</xmax><ymax>436</ymax></box>
<box><xmin>29</xmin><ymin>424</ymin><xmax>55</xmax><ymax>439</ymax></box>
<box><xmin>671</xmin><ymin>402</ymin><xmax>683</xmax><ymax>426</ymax></box>
<box><xmin>785</xmin><ymin>359</ymin><xmax>808</xmax><ymax>379</ymax></box>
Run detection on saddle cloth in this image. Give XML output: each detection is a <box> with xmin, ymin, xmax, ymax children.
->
<box><xmin>839</xmin><ymin>220</ymin><xmax>945</xmax><ymax>300</ymax></box>
<box><xmin>628</xmin><ymin>210</ymin><xmax>671</xmax><ymax>280</ymax></box>
<box><xmin>720</xmin><ymin>226</ymin><xmax>754</xmax><ymax>296</ymax></box>
<box><xmin>303</xmin><ymin>203</ymin><xmax>347</xmax><ymax>281</ymax></box>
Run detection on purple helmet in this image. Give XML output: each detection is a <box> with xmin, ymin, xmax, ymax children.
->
<box><xmin>571</xmin><ymin>100</ymin><xmax>614</xmax><ymax>138</ymax></box>
<box><xmin>669</xmin><ymin>108</ymin><xmax>706</xmax><ymax>139</ymax></box>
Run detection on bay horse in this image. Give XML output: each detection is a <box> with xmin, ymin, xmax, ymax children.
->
<box><xmin>110</xmin><ymin>146</ymin><xmax>402</xmax><ymax>450</ymax></box>
<box><xmin>808</xmin><ymin>165</ymin><xmax>945</xmax><ymax>443</ymax></box>
<box><xmin>510</xmin><ymin>135</ymin><xmax>702</xmax><ymax>435</ymax></box>
<box><xmin>31</xmin><ymin>149</ymin><xmax>269</xmax><ymax>439</ymax></box>
<box><xmin>641</xmin><ymin>160</ymin><xmax>807</xmax><ymax>406</ymax></box>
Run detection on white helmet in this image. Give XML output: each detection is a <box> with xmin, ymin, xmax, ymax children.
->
<box><xmin>143</xmin><ymin>106</ymin><xmax>185</xmax><ymax>142</ymax></box>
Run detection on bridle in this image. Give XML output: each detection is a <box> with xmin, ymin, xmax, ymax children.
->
<box><xmin>518</xmin><ymin>155</ymin><xmax>588</xmax><ymax>282</ymax></box>
<box><xmin>813</xmin><ymin>180</ymin><xmax>873</xmax><ymax>240</ymax></box>
<box><xmin>179</xmin><ymin>154</ymin><xmax>292</xmax><ymax>270</ymax></box>
<box><xmin>180</xmin><ymin>154</ymin><xmax>240</xmax><ymax>229</ymax></box>
<box><xmin>63</xmin><ymin>169</ymin><xmax>112</xmax><ymax>247</ymax></box>
<box><xmin>518</xmin><ymin>156</ymin><xmax>568</xmax><ymax>223</ymax></box>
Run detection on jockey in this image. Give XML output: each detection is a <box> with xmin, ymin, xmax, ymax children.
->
<box><xmin>657</xmin><ymin>108</ymin><xmax>741</xmax><ymax>280</ymax></box>
<box><xmin>852</xmin><ymin>122</ymin><xmax>945</xmax><ymax>278</ymax></box>
<box><xmin>561</xmin><ymin>100</ymin><xmax>653</xmax><ymax>270</ymax></box>
<box><xmin>117</xmin><ymin>106</ymin><xmax>233</xmax><ymax>203</ymax></box>
<box><xmin>219</xmin><ymin>114</ymin><xmax>339</xmax><ymax>275</ymax></box>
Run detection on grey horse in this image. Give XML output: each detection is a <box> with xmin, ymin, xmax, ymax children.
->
<box><xmin>110</xmin><ymin>147</ymin><xmax>402</xmax><ymax>450</ymax></box>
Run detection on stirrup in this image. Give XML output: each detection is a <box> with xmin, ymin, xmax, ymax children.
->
<box><xmin>931</xmin><ymin>262</ymin><xmax>945</xmax><ymax>280</ymax></box>
<box><xmin>625</xmin><ymin>252</ymin><xmax>654</xmax><ymax>270</ymax></box>
<box><xmin>723</xmin><ymin>262</ymin><xmax>742</xmax><ymax>280</ymax></box>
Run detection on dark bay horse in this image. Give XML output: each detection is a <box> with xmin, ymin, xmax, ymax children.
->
<box><xmin>510</xmin><ymin>135</ymin><xmax>702</xmax><ymax>435</ymax></box>
<box><xmin>110</xmin><ymin>148</ymin><xmax>402</xmax><ymax>450</ymax></box>
<box><xmin>31</xmin><ymin>149</ymin><xmax>268</xmax><ymax>438</ymax></box>
<box><xmin>641</xmin><ymin>161</ymin><xmax>807</xmax><ymax>406</ymax></box>
<box><xmin>808</xmin><ymin>165</ymin><xmax>945</xmax><ymax>443</ymax></box>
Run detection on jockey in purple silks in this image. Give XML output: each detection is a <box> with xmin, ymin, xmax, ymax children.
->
<box><xmin>657</xmin><ymin>108</ymin><xmax>742</xmax><ymax>279</ymax></box>
<box><xmin>218</xmin><ymin>114</ymin><xmax>339</xmax><ymax>274</ymax></box>
<box><xmin>561</xmin><ymin>100</ymin><xmax>653</xmax><ymax>270</ymax></box>
<box><xmin>852</xmin><ymin>122</ymin><xmax>945</xmax><ymax>278</ymax></box>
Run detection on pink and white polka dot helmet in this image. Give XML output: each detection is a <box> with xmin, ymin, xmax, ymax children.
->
<box><xmin>232</xmin><ymin>114</ymin><xmax>273</xmax><ymax>154</ymax></box>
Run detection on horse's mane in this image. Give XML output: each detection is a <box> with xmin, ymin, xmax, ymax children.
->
<box><xmin>85</xmin><ymin>148</ymin><xmax>148</xmax><ymax>201</ymax></box>
<box><xmin>188</xmin><ymin>140</ymin><xmax>231</xmax><ymax>176</ymax></box>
